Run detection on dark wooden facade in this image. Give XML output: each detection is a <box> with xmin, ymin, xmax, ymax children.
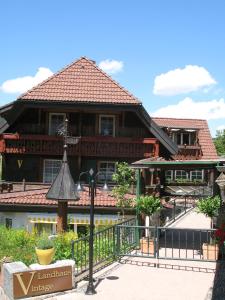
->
<box><xmin>0</xmin><ymin>106</ymin><xmax>161</xmax><ymax>182</ymax></box>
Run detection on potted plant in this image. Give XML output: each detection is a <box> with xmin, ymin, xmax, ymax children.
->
<box><xmin>35</xmin><ymin>233</ymin><xmax>55</xmax><ymax>265</ymax></box>
<box><xmin>196</xmin><ymin>196</ymin><xmax>221</xmax><ymax>260</ymax></box>
<box><xmin>136</xmin><ymin>195</ymin><xmax>161</xmax><ymax>254</ymax></box>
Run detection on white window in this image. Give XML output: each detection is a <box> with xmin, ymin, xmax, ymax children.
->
<box><xmin>165</xmin><ymin>170</ymin><xmax>173</xmax><ymax>181</ymax></box>
<box><xmin>43</xmin><ymin>159</ymin><xmax>61</xmax><ymax>183</ymax></box>
<box><xmin>190</xmin><ymin>170</ymin><xmax>204</xmax><ymax>182</ymax></box>
<box><xmin>175</xmin><ymin>170</ymin><xmax>188</xmax><ymax>180</ymax></box>
<box><xmin>172</xmin><ymin>131</ymin><xmax>196</xmax><ymax>145</ymax></box>
<box><xmin>99</xmin><ymin>115</ymin><xmax>115</xmax><ymax>137</ymax></box>
<box><xmin>49</xmin><ymin>113</ymin><xmax>66</xmax><ymax>135</ymax></box>
<box><xmin>98</xmin><ymin>161</ymin><xmax>116</xmax><ymax>181</ymax></box>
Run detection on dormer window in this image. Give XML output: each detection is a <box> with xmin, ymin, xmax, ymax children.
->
<box><xmin>172</xmin><ymin>129</ymin><xmax>196</xmax><ymax>145</ymax></box>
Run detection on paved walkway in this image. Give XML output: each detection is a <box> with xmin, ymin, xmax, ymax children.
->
<box><xmin>170</xmin><ymin>209</ymin><xmax>211</xmax><ymax>229</ymax></box>
<box><xmin>49</xmin><ymin>258</ymin><xmax>216</xmax><ymax>300</ymax></box>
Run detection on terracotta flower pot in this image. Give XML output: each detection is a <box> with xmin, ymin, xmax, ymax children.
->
<box><xmin>202</xmin><ymin>243</ymin><xmax>219</xmax><ymax>260</ymax></box>
<box><xmin>140</xmin><ymin>237</ymin><xmax>155</xmax><ymax>255</ymax></box>
<box><xmin>35</xmin><ymin>247</ymin><xmax>55</xmax><ymax>265</ymax></box>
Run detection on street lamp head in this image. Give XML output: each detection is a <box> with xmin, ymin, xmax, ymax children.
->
<box><xmin>102</xmin><ymin>181</ymin><xmax>110</xmax><ymax>192</ymax></box>
<box><xmin>76</xmin><ymin>182</ymin><xmax>84</xmax><ymax>192</ymax></box>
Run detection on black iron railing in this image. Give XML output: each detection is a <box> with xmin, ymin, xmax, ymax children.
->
<box><xmin>71</xmin><ymin>217</ymin><xmax>136</xmax><ymax>281</ymax></box>
<box><xmin>116</xmin><ymin>225</ymin><xmax>225</xmax><ymax>262</ymax></box>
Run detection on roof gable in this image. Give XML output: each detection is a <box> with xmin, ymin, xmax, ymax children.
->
<box><xmin>18</xmin><ymin>57</ymin><xmax>140</xmax><ymax>105</ymax></box>
<box><xmin>153</xmin><ymin>117</ymin><xmax>218</xmax><ymax>160</ymax></box>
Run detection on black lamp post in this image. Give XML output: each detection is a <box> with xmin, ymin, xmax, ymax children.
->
<box><xmin>76</xmin><ymin>169</ymin><xmax>109</xmax><ymax>295</ymax></box>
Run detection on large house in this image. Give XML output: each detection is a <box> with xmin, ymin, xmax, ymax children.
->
<box><xmin>0</xmin><ymin>57</ymin><xmax>178</xmax><ymax>233</ymax></box>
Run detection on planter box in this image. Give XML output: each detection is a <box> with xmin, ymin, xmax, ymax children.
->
<box><xmin>140</xmin><ymin>238</ymin><xmax>155</xmax><ymax>255</ymax></box>
<box><xmin>202</xmin><ymin>243</ymin><xmax>219</xmax><ymax>260</ymax></box>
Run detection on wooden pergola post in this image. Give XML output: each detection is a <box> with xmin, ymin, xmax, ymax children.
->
<box><xmin>57</xmin><ymin>201</ymin><xmax>68</xmax><ymax>233</ymax></box>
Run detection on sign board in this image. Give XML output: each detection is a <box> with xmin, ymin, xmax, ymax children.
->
<box><xmin>13</xmin><ymin>266</ymin><xmax>72</xmax><ymax>299</ymax></box>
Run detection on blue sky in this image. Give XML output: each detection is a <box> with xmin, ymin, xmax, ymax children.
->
<box><xmin>1</xmin><ymin>0</ymin><xmax>225</xmax><ymax>136</ymax></box>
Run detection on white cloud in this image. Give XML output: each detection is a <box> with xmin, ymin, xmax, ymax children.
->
<box><xmin>216</xmin><ymin>125</ymin><xmax>225</xmax><ymax>131</ymax></box>
<box><xmin>152</xmin><ymin>97</ymin><xmax>225</xmax><ymax>120</ymax></box>
<box><xmin>0</xmin><ymin>67</ymin><xmax>53</xmax><ymax>94</ymax></box>
<box><xmin>153</xmin><ymin>65</ymin><xmax>217</xmax><ymax>96</ymax></box>
<box><xmin>99</xmin><ymin>59</ymin><xmax>123</xmax><ymax>74</ymax></box>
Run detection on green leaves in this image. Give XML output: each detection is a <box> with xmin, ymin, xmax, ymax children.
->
<box><xmin>112</xmin><ymin>162</ymin><xmax>135</xmax><ymax>216</ymax></box>
<box><xmin>36</xmin><ymin>233</ymin><xmax>54</xmax><ymax>250</ymax></box>
<box><xmin>214</xmin><ymin>130</ymin><xmax>225</xmax><ymax>155</ymax></box>
<box><xmin>136</xmin><ymin>195</ymin><xmax>161</xmax><ymax>217</ymax></box>
<box><xmin>54</xmin><ymin>231</ymin><xmax>78</xmax><ymax>260</ymax></box>
<box><xmin>196</xmin><ymin>196</ymin><xmax>221</xmax><ymax>219</ymax></box>
<box><xmin>112</xmin><ymin>162</ymin><xmax>134</xmax><ymax>186</ymax></box>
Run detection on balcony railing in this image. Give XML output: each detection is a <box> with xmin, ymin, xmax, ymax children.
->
<box><xmin>0</xmin><ymin>134</ymin><xmax>159</xmax><ymax>158</ymax></box>
<box><xmin>173</xmin><ymin>144</ymin><xmax>202</xmax><ymax>160</ymax></box>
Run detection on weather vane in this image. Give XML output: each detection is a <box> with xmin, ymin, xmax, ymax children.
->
<box><xmin>57</xmin><ymin>118</ymin><xmax>80</xmax><ymax>147</ymax></box>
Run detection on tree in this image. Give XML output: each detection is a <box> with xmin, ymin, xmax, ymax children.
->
<box><xmin>112</xmin><ymin>162</ymin><xmax>135</xmax><ymax>219</ymax></box>
<box><xmin>196</xmin><ymin>196</ymin><xmax>221</xmax><ymax>229</ymax></box>
<box><xmin>214</xmin><ymin>130</ymin><xmax>225</xmax><ymax>156</ymax></box>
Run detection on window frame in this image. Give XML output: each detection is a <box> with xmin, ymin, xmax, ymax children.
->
<box><xmin>98</xmin><ymin>161</ymin><xmax>116</xmax><ymax>182</ymax></box>
<box><xmin>99</xmin><ymin>115</ymin><xmax>116</xmax><ymax>137</ymax></box>
<box><xmin>43</xmin><ymin>159</ymin><xmax>62</xmax><ymax>183</ymax></box>
<box><xmin>48</xmin><ymin>113</ymin><xmax>66</xmax><ymax>135</ymax></box>
<box><xmin>172</xmin><ymin>131</ymin><xmax>196</xmax><ymax>146</ymax></box>
<box><xmin>190</xmin><ymin>170</ymin><xmax>204</xmax><ymax>182</ymax></box>
<box><xmin>165</xmin><ymin>170</ymin><xmax>173</xmax><ymax>181</ymax></box>
<box><xmin>175</xmin><ymin>170</ymin><xmax>189</xmax><ymax>180</ymax></box>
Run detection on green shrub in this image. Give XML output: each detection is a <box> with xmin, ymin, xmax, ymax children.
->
<box><xmin>36</xmin><ymin>233</ymin><xmax>54</xmax><ymax>250</ymax></box>
<box><xmin>0</xmin><ymin>227</ymin><xmax>79</xmax><ymax>265</ymax></box>
<box><xmin>0</xmin><ymin>226</ymin><xmax>37</xmax><ymax>265</ymax></box>
<box><xmin>196</xmin><ymin>196</ymin><xmax>221</xmax><ymax>228</ymax></box>
<box><xmin>136</xmin><ymin>195</ymin><xmax>161</xmax><ymax>217</ymax></box>
<box><xmin>54</xmin><ymin>231</ymin><xmax>78</xmax><ymax>260</ymax></box>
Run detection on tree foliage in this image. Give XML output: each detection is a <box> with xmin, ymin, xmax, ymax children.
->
<box><xmin>214</xmin><ymin>130</ymin><xmax>225</xmax><ymax>156</ymax></box>
<box><xmin>136</xmin><ymin>195</ymin><xmax>161</xmax><ymax>218</ymax></box>
<box><xmin>112</xmin><ymin>162</ymin><xmax>135</xmax><ymax>217</ymax></box>
<box><xmin>196</xmin><ymin>196</ymin><xmax>221</xmax><ymax>228</ymax></box>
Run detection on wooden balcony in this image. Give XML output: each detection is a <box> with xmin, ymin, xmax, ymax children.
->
<box><xmin>173</xmin><ymin>145</ymin><xmax>202</xmax><ymax>160</ymax></box>
<box><xmin>0</xmin><ymin>134</ymin><xmax>159</xmax><ymax>158</ymax></box>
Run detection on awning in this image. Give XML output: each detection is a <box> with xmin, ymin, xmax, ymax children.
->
<box><xmin>28</xmin><ymin>214</ymin><xmax>121</xmax><ymax>225</ymax></box>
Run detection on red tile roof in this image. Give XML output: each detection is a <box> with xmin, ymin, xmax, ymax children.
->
<box><xmin>0</xmin><ymin>187</ymin><xmax>135</xmax><ymax>207</ymax></box>
<box><xmin>152</xmin><ymin>117</ymin><xmax>218</xmax><ymax>160</ymax></box>
<box><xmin>18</xmin><ymin>57</ymin><xmax>140</xmax><ymax>105</ymax></box>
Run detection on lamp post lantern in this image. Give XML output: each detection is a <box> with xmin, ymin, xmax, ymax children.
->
<box><xmin>76</xmin><ymin>169</ymin><xmax>109</xmax><ymax>295</ymax></box>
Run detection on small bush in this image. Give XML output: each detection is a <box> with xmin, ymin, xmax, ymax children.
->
<box><xmin>36</xmin><ymin>233</ymin><xmax>54</xmax><ymax>250</ymax></box>
<box><xmin>0</xmin><ymin>226</ymin><xmax>78</xmax><ymax>266</ymax></box>
<box><xmin>0</xmin><ymin>226</ymin><xmax>37</xmax><ymax>265</ymax></box>
<box><xmin>54</xmin><ymin>231</ymin><xmax>78</xmax><ymax>260</ymax></box>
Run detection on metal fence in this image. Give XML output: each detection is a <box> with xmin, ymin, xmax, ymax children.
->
<box><xmin>116</xmin><ymin>224</ymin><xmax>225</xmax><ymax>262</ymax></box>
<box><xmin>161</xmin><ymin>197</ymin><xmax>195</xmax><ymax>226</ymax></box>
<box><xmin>71</xmin><ymin>217</ymin><xmax>136</xmax><ymax>281</ymax></box>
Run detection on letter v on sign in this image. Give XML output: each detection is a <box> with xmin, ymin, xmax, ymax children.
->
<box><xmin>15</xmin><ymin>271</ymin><xmax>36</xmax><ymax>295</ymax></box>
